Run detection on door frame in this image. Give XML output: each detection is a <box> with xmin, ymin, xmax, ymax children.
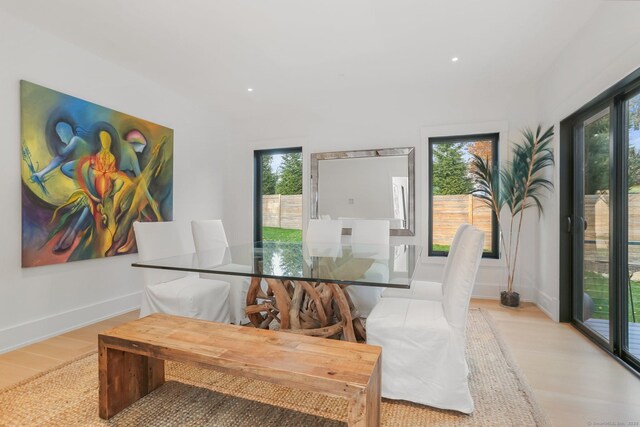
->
<box><xmin>568</xmin><ymin>101</ymin><xmax>614</xmax><ymax>352</ymax></box>
<box><xmin>559</xmin><ymin>67</ymin><xmax>640</xmax><ymax>375</ymax></box>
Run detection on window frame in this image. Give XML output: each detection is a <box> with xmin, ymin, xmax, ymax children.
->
<box><xmin>253</xmin><ymin>147</ymin><xmax>303</xmax><ymax>243</ymax></box>
<box><xmin>428</xmin><ymin>132</ymin><xmax>500</xmax><ymax>259</ymax></box>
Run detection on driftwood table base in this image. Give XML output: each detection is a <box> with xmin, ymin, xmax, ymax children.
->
<box><xmin>245</xmin><ymin>277</ymin><xmax>367</xmax><ymax>342</ymax></box>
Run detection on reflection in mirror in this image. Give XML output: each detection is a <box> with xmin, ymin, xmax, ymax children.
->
<box><xmin>311</xmin><ymin>148</ymin><xmax>415</xmax><ymax>236</ymax></box>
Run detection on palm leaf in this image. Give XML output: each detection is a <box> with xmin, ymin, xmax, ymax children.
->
<box><xmin>470</xmin><ymin>153</ymin><xmax>503</xmax><ymax>212</ymax></box>
<box><xmin>470</xmin><ymin>125</ymin><xmax>555</xmax><ymax>293</ymax></box>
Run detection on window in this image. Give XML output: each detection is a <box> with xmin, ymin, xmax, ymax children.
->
<box><xmin>428</xmin><ymin>133</ymin><xmax>499</xmax><ymax>258</ymax></box>
<box><xmin>254</xmin><ymin>147</ymin><xmax>303</xmax><ymax>243</ymax></box>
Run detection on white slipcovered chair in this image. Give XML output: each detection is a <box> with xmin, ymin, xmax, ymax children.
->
<box><xmin>305</xmin><ymin>219</ymin><xmax>344</xmax><ymax>260</ymax></box>
<box><xmin>350</xmin><ymin>219</ymin><xmax>390</xmax><ymax>246</ymax></box>
<box><xmin>347</xmin><ymin>219</ymin><xmax>390</xmax><ymax>317</ymax></box>
<box><xmin>191</xmin><ymin>219</ymin><xmax>251</xmax><ymax>325</ymax></box>
<box><xmin>133</xmin><ymin>221</ymin><xmax>230</xmax><ymax>323</ymax></box>
<box><xmin>366</xmin><ymin>226</ymin><xmax>485</xmax><ymax>413</ymax></box>
<box><xmin>382</xmin><ymin>223</ymin><xmax>471</xmax><ymax>301</ymax></box>
<box><xmin>306</xmin><ymin>219</ymin><xmax>343</xmax><ymax>244</ymax></box>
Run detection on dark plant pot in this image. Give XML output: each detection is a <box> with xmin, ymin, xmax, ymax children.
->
<box><xmin>500</xmin><ymin>291</ymin><xmax>520</xmax><ymax>308</ymax></box>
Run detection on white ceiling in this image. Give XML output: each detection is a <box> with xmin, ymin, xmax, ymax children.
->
<box><xmin>0</xmin><ymin>0</ymin><xmax>603</xmax><ymax>121</ymax></box>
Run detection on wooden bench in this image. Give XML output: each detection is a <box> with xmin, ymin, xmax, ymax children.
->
<box><xmin>98</xmin><ymin>313</ymin><xmax>382</xmax><ymax>426</ymax></box>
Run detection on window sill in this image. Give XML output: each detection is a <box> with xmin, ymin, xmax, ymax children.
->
<box><xmin>421</xmin><ymin>256</ymin><xmax>505</xmax><ymax>269</ymax></box>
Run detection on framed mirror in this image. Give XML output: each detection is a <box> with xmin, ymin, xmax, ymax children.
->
<box><xmin>310</xmin><ymin>147</ymin><xmax>415</xmax><ymax>236</ymax></box>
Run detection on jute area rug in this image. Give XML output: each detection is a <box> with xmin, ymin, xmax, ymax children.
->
<box><xmin>0</xmin><ymin>309</ymin><xmax>551</xmax><ymax>426</ymax></box>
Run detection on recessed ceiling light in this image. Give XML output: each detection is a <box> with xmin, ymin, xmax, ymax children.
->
<box><xmin>247</xmin><ymin>88</ymin><xmax>254</xmax><ymax>92</ymax></box>
<box><xmin>451</xmin><ymin>57</ymin><xmax>459</xmax><ymax>62</ymax></box>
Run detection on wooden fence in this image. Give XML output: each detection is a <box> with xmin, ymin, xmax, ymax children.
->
<box><xmin>431</xmin><ymin>193</ymin><xmax>640</xmax><ymax>266</ymax></box>
<box><xmin>584</xmin><ymin>194</ymin><xmax>640</xmax><ymax>273</ymax></box>
<box><xmin>432</xmin><ymin>195</ymin><xmax>493</xmax><ymax>250</ymax></box>
<box><xmin>263</xmin><ymin>195</ymin><xmax>303</xmax><ymax>230</ymax></box>
<box><xmin>260</xmin><ymin>193</ymin><xmax>640</xmax><ymax>270</ymax></box>
<box><xmin>263</xmin><ymin>194</ymin><xmax>494</xmax><ymax>243</ymax></box>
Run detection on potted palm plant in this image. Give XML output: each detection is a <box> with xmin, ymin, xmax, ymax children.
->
<box><xmin>471</xmin><ymin>125</ymin><xmax>555</xmax><ymax>307</ymax></box>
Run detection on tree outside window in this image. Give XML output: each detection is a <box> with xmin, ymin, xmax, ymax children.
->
<box><xmin>429</xmin><ymin>134</ymin><xmax>499</xmax><ymax>257</ymax></box>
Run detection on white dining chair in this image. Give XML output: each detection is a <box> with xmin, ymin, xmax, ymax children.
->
<box><xmin>347</xmin><ymin>219</ymin><xmax>390</xmax><ymax>317</ymax></box>
<box><xmin>191</xmin><ymin>219</ymin><xmax>251</xmax><ymax>325</ymax></box>
<box><xmin>133</xmin><ymin>220</ymin><xmax>230</xmax><ymax>323</ymax></box>
<box><xmin>305</xmin><ymin>219</ymin><xmax>344</xmax><ymax>260</ymax></box>
<box><xmin>351</xmin><ymin>219</ymin><xmax>390</xmax><ymax>245</ymax></box>
<box><xmin>382</xmin><ymin>223</ymin><xmax>471</xmax><ymax>301</ymax></box>
<box><xmin>366</xmin><ymin>226</ymin><xmax>485</xmax><ymax>414</ymax></box>
<box><xmin>306</xmin><ymin>219</ymin><xmax>343</xmax><ymax>244</ymax></box>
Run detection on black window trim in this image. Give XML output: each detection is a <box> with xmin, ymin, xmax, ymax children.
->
<box><xmin>428</xmin><ymin>132</ymin><xmax>500</xmax><ymax>259</ymax></box>
<box><xmin>253</xmin><ymin>147</ymin><xmax>303</xmax><ymax>243</ymax></box>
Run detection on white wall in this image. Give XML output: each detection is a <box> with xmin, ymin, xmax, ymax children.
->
<box><xmin>536</xmin><ymin>1</ymin><xmax>640</xmax><ymax>320</ymax></box>
<box><xmin>5</xmin><ymin>2</ymin><xmax>627</xmax><ymax>346</ymax></box>
<box><xmin>224</xmin><ymin>81</ymin><xmax>543</xmax><ymax>302</ymax></box>
<box><xmin>223</xmin><ymin>1</ymin><xmax>640</xmax><ymax>318</ymax></box>
<box><xmin>0</xmin><ymin>11</ymin><xmax>230</xmax><ymax>353</ymax></box>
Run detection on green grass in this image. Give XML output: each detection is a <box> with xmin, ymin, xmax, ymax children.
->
<box><xmin>431</xmin><ymin>244</ymin><xmax>493</xmax><ymax>255</ymax></box>
<box><xmin>262</xmin><ymin>227</ymin><xmax>302</xmax><ymax>242</ymax></box>
<box><xmin>584</xmin><ymin>270</ymin><xmax>640</xmax><ymax>322</ymax></box>
<box><xmin>432</xmin><ymin>244</ymin><xmax>451</xmax><ymax>252</ymax></box>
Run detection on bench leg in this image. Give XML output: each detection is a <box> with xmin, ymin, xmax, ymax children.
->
<box><xmin>347</xmin><ymin>358</ymin><xmax>381</xmax><ymax>426</ymax></box>
<box><xmin>99</xmin><ymin>341</ymin><xmax>165</xmax><ymax>419</ymax></box>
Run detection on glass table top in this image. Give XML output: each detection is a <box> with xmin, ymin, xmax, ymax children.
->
<box><xmin>132</xmin><ymin>241</ymin><xmax>422</xmax><ymax>288</ymax></box>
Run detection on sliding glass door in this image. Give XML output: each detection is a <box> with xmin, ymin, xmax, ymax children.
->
<box><xmin>563</xmin><ymin>74</ymin><xmax>640</xmax><ymax>373</ymax></box>
<box><xmin>574</xmin><ymin>107</ymin><xmax>612</xmax><ymax>344</ymax></box>
<box><xmin>626</xmin><ymin>92</ymin><xmax>640</xmax><ymax>360</ymax></box>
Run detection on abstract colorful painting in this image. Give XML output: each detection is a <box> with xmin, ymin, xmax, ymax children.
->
<box><xmin>21</xmin><ymin>81</ymin><xmax>174</xmax><ymax>267</ymax></box>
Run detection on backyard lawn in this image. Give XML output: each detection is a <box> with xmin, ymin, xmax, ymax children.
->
<box><xmin>431</xmin><ymin>244</ymin><xmax>494</xmax><ymax>256</ymax></box>
<box><xmin>584</xmin><ymin>270</ymin><xmax>640</xmax><ymax>322</ymax></box>
<box><xmin>262</xmin><ymin>227</ymin><xmax>302</xmax><ymax>242</ymax></box>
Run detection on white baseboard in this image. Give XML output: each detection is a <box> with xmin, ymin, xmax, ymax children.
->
<box><xmin>0</xmin><ymin>292</ymin><xmax>141</xmax><ymax>354</ymax></box>
<box><xmin>472</xmin><ymin>282</ymin><xmax>535</xmax><ymax>302</ymax></box>
<box><xmin>0</xmin><ymin>285</ymin><xmax>560</xmax><ymax>354</ymax></box>
<box><xmin>534</xmin><ymin>288</ymin><xmax>559</xmax><ymax>321</ymax></box>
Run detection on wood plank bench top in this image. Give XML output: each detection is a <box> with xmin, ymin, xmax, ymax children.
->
<box><xmin>98</xmin><ymin>313</ymin><xmax>382</xmax><ymax>426</ymax></box>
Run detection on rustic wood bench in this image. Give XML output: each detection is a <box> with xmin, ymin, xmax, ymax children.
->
<box><xmin>98</xmin><ymin>313</ymin><xmax>382</xmax><ymax>426</ymax></box>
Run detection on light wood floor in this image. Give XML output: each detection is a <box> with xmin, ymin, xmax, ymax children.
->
<box><xmin>1</xmin><ymin>301</ymin><xmax>639</xmax><ymax>426</ymax></box>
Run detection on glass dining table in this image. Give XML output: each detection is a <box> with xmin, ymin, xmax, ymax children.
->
<box><xmin>133</xmin><ymin>241</ymin><xmax>422</xmax><ymax>342</ymax></box>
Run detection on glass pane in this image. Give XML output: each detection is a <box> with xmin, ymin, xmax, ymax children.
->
<box><xmin>431</xmin><ymin>138</ymin><xmax>494</xmax><ymax>253</ymax></box>
<box><xmin>134</xmin><ymin>241</ymin><xmax>422</xmax><ymax>288</ymax></box>
<box><xmin>582</xmin><ymin>108</ymin><xmax>610</xmax><ymax>341</ymax></box>
<box><xmin>627</xmin><ymin>94</ymin><xmax>640</xmax><ymax>359</ymax></box>
<box><xmin>260</xmin><ymin>152</ymin><xmax>302</xmax><ymax>242</ymax></box>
